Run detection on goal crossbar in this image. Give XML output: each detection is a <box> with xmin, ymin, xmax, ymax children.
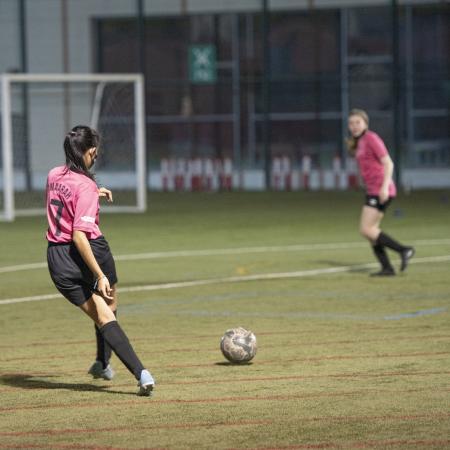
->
<box><xmin>0</xmin><ymin>73</ymin><xmax>146</xmax><ymax>221</ymax></box>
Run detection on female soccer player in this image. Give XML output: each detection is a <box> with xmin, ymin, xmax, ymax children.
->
<box><xmin>347</xmin><ymin>109</ymin><xmax>415</xmax><ymax>276</ymax></box>
<box><xmin>46</xmin><ymin>125</ymin><xmax>154</xmax><ymax>396</ymax></box>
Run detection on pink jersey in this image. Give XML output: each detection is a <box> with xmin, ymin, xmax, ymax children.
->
<box><xmin>46</xmin><ymin>166</ymin><xmax>102</xmax><ymax>243</ymax></box>
<box><xmin>355</xmin><ymin>130</ymin><xmax>396</xmax><ymax>197</ymax></box>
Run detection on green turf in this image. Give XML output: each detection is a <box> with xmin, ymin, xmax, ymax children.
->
<box><xmin>0</xmin><ymin>191</ymin><xmax>449</xmax><ymax>449</ymax></box>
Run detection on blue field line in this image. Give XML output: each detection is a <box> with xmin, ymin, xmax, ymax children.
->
<box><xmin>172</xmin><ymin>307</ymin><xmax>448</xmax><ymax>321</ymax></box>
<box><xmin>117</xmin><ymin>289</ymin><xmax>450</xmax><ymax>315</ymax></box>
<box><xmin>383</xmin><ymin>307</ymin><xmax>448</xmax><ymax>320</ymax></box>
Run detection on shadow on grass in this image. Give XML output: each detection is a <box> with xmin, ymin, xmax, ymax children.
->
<box><xmin>0</xmin><ymin>374</ymin><xmax>134</xmax><ymax>395</ymax></box>
<box><xmin>315</xmin><ymin>259</ymin><xmax>372</xmax><ymax>274</ymax></box>
<box><xmin>214</xmin><ymin>361</ymin><xmax>253</xmax><ymax>366</ymax></box>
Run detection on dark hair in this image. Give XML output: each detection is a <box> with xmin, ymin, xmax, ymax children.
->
<box><xmin>63</xmin><ymin>125</ymin><xmax>99</xmax><ymax>181</ymax></box>
<box><xmin>346</xmin><ymin>109</ymin><xmax>370</xmax><ymax>156</ymax></box>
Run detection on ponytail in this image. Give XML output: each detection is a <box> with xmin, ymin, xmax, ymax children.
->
<box><xmin>63</xmin><ymin>125</ymin><xmax>99</xmax><ymax>181</ymax></box>
<box><xmin>346</xmin><ymin>136</ymin><xmax>358</xmax><ymax>156</ymax></box>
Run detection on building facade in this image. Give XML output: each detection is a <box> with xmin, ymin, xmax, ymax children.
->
<box><xmin>1</xmin><ymin>0</ymin><xmax>449</xmax><ymax>190</ymax></box>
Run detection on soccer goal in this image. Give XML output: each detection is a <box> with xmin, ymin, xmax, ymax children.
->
<box><xmin>0</xmin><ymin>73</ymin><xmax>146</xmax><ymax>221</ymax></box>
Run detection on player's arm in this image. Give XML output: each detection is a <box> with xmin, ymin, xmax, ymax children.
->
<box><xmin>379</xmin><ymin>154</ymin><xmax>394</xmax><ymax>203</ymax></box>
<box><xmin>72</xmin><ymin>229</ymin><xmax>113</xmax><ymax>300</ymax></box>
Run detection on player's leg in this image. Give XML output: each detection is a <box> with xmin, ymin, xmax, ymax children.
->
<box><xmin>359</xmin><ymin>204</ymin><xmax>384</xmax><ymax>242</ymax></box>
<box><xmin>80</xmin><ymin>293</ymin><xmax>155</xmax><ymax>396</ymax></box>
<box><xmin>89</xmin><ymin>285</ymin><xmax>117</xmax><ymax>380</ymax></box>
<box><xmin>80</xmin><ymin>292</ymin><xmax>115</xmax><ymax>325</ymax></box>
<box><xmin>88</xmin><ymin>238</ymin><xmax>119</xmax><ymax>379</ymax></box>
<box><xmin>359</xmin><ymin>205</ymin><xmax>395</xmax><ymax>276</ymax></box>
<box><xmin>375</xmin><ymin>231</ymin><xmax>415</xmax><ymax>272</ymax></box>
<box><xmin>372</xmin><ymin>198</ymin><xmax>415</xmax><ymax>272</ymax></box>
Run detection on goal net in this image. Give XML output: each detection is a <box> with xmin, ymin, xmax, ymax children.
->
<box><xmin>0</xmin><ymin>73</ymin><xmax>146</xmax><ymax>221</ymax></box>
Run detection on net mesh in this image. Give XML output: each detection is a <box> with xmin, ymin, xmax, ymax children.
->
<box><xmin>1</xmin><ymin>79</ymin><xmax>140</xmax><ymax>216</ymax></box>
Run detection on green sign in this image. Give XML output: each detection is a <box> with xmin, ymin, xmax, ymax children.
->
<box><xmin>189</xmin><ymin>45</ymin><xmax>217</xmax><ymax>84</ymax></box>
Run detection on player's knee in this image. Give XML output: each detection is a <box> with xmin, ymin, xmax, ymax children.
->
<box><xmin>91</xmin><ymin>294</ymin><xmax>117</xmax><ymax>326</ymax></box>
<box><xmin>359</xmin><ymin>225</ymin><xmax>370</xmax><ymax>239</ymax></box>
<box><xmin>360</xmin><ymin>226</ymin><xmax>375</xmax><ymax>240</ymax></box>
<box><xmin>97</xmin><ymin>314</ymin><xmax>116</xmax><ymax>328</ymax></box>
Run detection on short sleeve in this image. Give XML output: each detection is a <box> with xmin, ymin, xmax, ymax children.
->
<box><xmin>369</xmin><ymin>132</ymin><xmax>389</xmax><ymax>161</ymax></box>
<box><xmin>73</xmin><ymin>183</ymin><xmax>99</xmax><ymax>234</ymax></box>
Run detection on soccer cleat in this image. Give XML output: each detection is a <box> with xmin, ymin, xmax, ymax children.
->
<box><xmin>137</xmin><ymin>369</ymin><xmax>155</xmax><ymax>397</ymax></box>
<box><xmin>400</xmin><ymin>247</ymin><xmax>415</xmax><ymax>272</ymax></box>
<box><xmin>88</xmin><ymin>361</ymin><xmax>115</xmax><ymax>381</ymax></box>
<box><xmin>370</xmin><ymin>268</ymin><xmax>396</xmax><ymax>277</ymax></box>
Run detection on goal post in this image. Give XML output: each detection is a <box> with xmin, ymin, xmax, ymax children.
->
<box><xmin>0</xmin><ymin>73</ymin><xmax>146</xmax><ymax>222</ymax></box>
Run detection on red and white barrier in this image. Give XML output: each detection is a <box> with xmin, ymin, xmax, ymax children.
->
<box><xmin>160</xmin><ymin>157</ymin><xmax>234</xmax><ymax>192</ymax></box>
<box><xmin>272</xmin><ymin>155</ymin><xmax>293</xmax><ymax>191</ymax></box>
<box><xmin>159</xmin><ymin>156</ymin><xmax>363</xmax><ymax>192</ymax></box>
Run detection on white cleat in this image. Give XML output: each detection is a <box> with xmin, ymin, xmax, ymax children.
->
<box><xmin>400</xmin><ymin>247</ymin><xmax>415</xmax><ymax>272</ymax></box>
<box><xmin>137</xmin><ymin>369</ymin><xmax>155</xmax><ymax>397</ymax></box>
<box><xmin>88</xmin><ymin>361</ymin><xmax>115</xmax><ymax>381</ymax></box>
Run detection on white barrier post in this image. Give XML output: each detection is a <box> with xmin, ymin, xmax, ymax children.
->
<box><xmin>175</xmin><ymin>158</ymin><xmax>186</xmax><ymax>191</ymax></box>
<box><xmin>302</xmin><ymin>155</ymin><xmax>311</xmax><ymax>190</ymax></box>
<box><xmin>222</xmin><ymin>158</ymin><xmax>233</xmax><ymax>191</ymax></box>
<box><xmin>281</xmin><ymin>155</ymin><xmax>292</xmax><ymax>191</ymax></box>
<box><xmin>190</xmin><ymin>157</ymin><xmax>202</xmax><ymax>191</ymax></box>
<box><xmin>160</xmin><ymin>158</ymin><xmax>171</xmax><ymax>192</ymax></box>
<box><xmin>214</xmin><ymin>158</ymin><xmax>222</xmax><ymax>191</ymax></box>
<box><xmin>204</xmin><ymin>158</ymin><xmax>214</xmax><ymax>191</ymax></box>
<box><xmin>272</xmin><ymin>156</ymin><xmax>281</xmax><ymax>190</ymax></box>
<box><xmin>347</xmin><ymin>157</ymin><xmax>358</xmax><ymax>190</ymax></box>
<box><xmin>333</xmin><ymin>155</ymin><xmax>342</xmax><ymax>190</ymax></box>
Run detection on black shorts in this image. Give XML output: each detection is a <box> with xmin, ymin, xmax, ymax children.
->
<box><xmin>365</xmin><ymin>195</ymin><xmax>393</xmax><ymax>212</ymax></box>
<box><xmin>47</xmin><ymin>236</ymin><xmax>118</xmax><ymax>306</ymax></box>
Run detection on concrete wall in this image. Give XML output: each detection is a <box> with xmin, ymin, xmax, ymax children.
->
<box><xmin>0</xmin><ymin>1</ymin><xmax>20</xmax><ymax>74</ymax></box>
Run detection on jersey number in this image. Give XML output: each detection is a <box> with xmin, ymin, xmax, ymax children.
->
<box><xmin>50</xmin><ymin>199</ymin><xmax>64</xmax><ymax>236</ymax></box>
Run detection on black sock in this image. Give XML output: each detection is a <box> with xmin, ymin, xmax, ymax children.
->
<box><xmin>372</xmin><ymin>244</ymin><xmax>394</xmax><ymax>270</ymax></box>
<box><xmin>376</xmin><ymin>231</ymin><xmax>406</xmax><ymax>254</ymax></box>
<box><xmin>95</xmin><ymin>310</ymin><xmax>116</xmax><ymax>369</ymax></box>
<box><xmin>99</xmin><ymin>321</ymin><xmax>144</xmax><ymax>380</ymax></box>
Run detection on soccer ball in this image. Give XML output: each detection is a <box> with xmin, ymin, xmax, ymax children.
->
<box><xmin>220</xmin><ymin>327</ymin><xmax>257</xmax><ymax>363</ymax></box>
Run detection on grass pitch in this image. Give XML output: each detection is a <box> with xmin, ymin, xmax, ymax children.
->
<box><xmin>0</xmin><ymin>191</ymin><xmax>449</xmax><ymax>449</ymax></box>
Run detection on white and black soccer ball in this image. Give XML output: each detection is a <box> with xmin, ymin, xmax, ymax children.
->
<box><xmin>220</xmin><ymin>327</ymin><xmax>257</xmax><ymax>363</ymax></box>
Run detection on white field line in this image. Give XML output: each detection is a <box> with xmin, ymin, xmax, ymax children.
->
<box><xmin>1</xmin><ymin>238</ymin><xmax>450</xmax><ymax>275</ymax></box>
<box><xmin>1</xmin><ymin>254</ymin><xmax>449</xmax><ymax>306</ymax></box>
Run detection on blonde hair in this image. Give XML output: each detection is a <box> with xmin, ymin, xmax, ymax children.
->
<box><xmin>347</xmin><ymin>109</ymin><xmax>370</xmax><ymax>155</ymax></box>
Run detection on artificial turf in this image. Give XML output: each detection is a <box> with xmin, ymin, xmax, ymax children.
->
<box><xmin>0</xmin><ymin>191</ymin><xmax>449</xmax><ymax>449</ymax></box>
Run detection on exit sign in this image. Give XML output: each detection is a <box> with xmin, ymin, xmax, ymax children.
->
<box><xmin>189</xmin><ymin>45</ymin><xmax>217</xmax><ymax>84</ymax></box>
